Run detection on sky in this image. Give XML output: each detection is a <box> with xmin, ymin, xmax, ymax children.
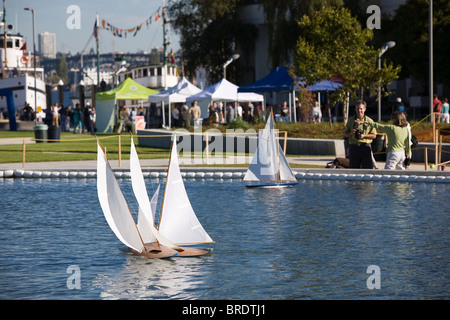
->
<box><xmin>7</xmin><ymin>0</ymin><xmax>180</xmax><ymax>55</ymax></box>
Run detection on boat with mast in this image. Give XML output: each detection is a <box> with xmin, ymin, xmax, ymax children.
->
<box><xmin>0</xmin><ymin>2</ymin><xmax>47</xmax><ymax>120</ymax></box>
<box><xmin>96</xmin><ymin>134</ymin><xmax>214</xmax><ymax>258</ymax></box>
<box><xmin>243</xmin><ymin>111</ymin><xmax>298</xmax><ymax>188</ymax></box>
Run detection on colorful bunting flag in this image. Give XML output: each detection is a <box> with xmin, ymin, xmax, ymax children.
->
<box><xmin>97</xmin><ymin>7</ymin><xmax>161</xmax><ymax>39</ymax></box>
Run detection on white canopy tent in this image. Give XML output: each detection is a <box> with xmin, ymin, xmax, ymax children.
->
<box><xmin>185</xmin><ymin>78</ymin><xmax>264</xmax><ymax>121</ymax></box>
<box><xmin>148</xmin><ymin>77</ymin><xmax>202</xmax><ymax>128</ymax></box>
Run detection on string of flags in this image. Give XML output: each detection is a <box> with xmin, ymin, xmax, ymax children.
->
<box><xmin>95</xmin><ymin>7</ymin><xmax>164</xmax><ymax>39</ymax></box>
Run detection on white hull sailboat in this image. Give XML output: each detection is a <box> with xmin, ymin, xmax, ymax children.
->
<box><xmin>97</xmin><ymin>135</ymin><xmax>214</xmax><ymax>258</ymax></box>
<box><xmin>244</xmin><ymin>112</ymin><xmax>298</xmax><ymax>188</ymax></box>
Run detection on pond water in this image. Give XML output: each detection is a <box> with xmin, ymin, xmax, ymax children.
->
<box><xmin>0</xmin><ymin>178</ymin><xmax>448</xmax><ymax>300</ymax></box>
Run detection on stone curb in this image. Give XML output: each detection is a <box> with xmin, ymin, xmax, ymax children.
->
<box><xmin>1</xmin><ymin>169</ymin><xmax>448</xmax><ymax>183</ymax></box>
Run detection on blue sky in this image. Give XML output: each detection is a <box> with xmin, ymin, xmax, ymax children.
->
<box><xmin>7</xmin><ymin>0</ymin><xmax>180</xmax><ymax>55</ymax></box>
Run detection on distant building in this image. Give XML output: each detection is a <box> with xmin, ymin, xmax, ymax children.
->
<box><xmin>39</xmin><ymin>32</ymin><xmax>56</xmax><ymax>59</ymax></box>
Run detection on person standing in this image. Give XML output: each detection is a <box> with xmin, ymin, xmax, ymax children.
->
<box><xmin>368</xmin><ymin>111</ymin><xmax>412</xmax><ymax>170</ymax></box>
<box><xmin>73</xmin><ymin>104</ymin><xmax>82</xmax><ymax>133</ymax></box>
<box><xmin>433</xmin><ymin>94</ymin><xmax>442</xmax><ymax>123</ymax></box>
<box><xmin>189</xmin><ymin>100</ymin><xmax>201</xmax><ymax>127</ymax></box>
<box><xmin>180</xmin><ymin>104</ymin><xmax>190</xmax><ymax>128</ymax></box>
<box><xmin>441</xmin><ymin>98</ymin><xmax>449</xmax><ymax>123</ymax></box>
<box><xmin>396</xmin><ymin>97</ymin><xmax>405</xmax><ymax>112</ymax></box>
<box><xmin>344</xmin><ymin>100</ymin><xmax>377</xmax><ymax>169</ymax></box>
<box><xmin>66</xmin><ymin>105</ymin><xmax>73</xmax><ymax>131</ymax></box>
<box><xmin>226</xmin><ymin>103</ymin><xmax>235</xmax><ymax>123</ymax></box>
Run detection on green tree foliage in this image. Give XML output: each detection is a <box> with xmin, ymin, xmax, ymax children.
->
<box><xmin>292</xmin><ymin>6</ymin><xmax>401</xmax><ymax>112</ymax></box>
<box><xmin>261</xmin><ymin>0</ymin><xmax>343</xmax><ymax>68</ymax></box>
<box><xmin>56</xmin><ymin>55</ymin><xmax>68</xmax><ymax>84</ymax></box>
<box><xmin>167</xmin><ymin>0</ymin><xmax>257</xmax><ymax>83</ymax></box>
<box><xmin>378</xmin><ymin>0</ymin><xmax>450</xmax><ymax>87</ymax></box>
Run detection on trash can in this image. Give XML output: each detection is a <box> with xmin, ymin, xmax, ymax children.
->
<box><xmin>372</xmin><ymin>134</ymin><xmax>386</xmax><ymax>162</ymax></box>
<box><xmin>34</xmin><ymin>124</ymin><xmax>48</xmax><ymax>143</ymax></box>
<box><xmin>48</xmin><ymin>125</ymin><xmax>60</xmax><ymax>143</ymax></box>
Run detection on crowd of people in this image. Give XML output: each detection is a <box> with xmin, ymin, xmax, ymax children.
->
<box><xmin>14</xmin><ymin>102</ymin><xmax>97</xmax><ymax>134</ymax></box>
<box><xmin>168</xmin><ymin>100</ymin><xmax>264</xmax><ymax>128</ymax></box>
<box><xmin>168</xmin><ymin>99</ymin><xmax>321</xmax><ymax>128</ymax></box>
<box><xmin>433</xmin><ymin>94</ymin><xmax>450</xmax><ymax>124</ymax></box>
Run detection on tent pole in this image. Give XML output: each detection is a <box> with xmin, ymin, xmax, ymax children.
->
<box><xmin>162</xmin><ymin>101</ymin><xmax>165</xmax><ymax>128</ymax></box>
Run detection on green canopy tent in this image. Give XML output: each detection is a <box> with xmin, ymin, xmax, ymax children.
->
<box><xmin>95</xmin><ymin>78</ymin><xmax>158</xmax><ymax>133</ymax></box>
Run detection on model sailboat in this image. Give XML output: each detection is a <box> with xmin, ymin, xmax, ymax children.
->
<box><xmin>96</xmin><ymin>135</ymin><xmax>213</xmax><ymax>259</ymax></box>
<box><xmin>244</xmin><ymin>112</ymin><xmax>298</xmax><ymax>188</ymax></box>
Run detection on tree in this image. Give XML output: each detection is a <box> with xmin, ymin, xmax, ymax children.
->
<box><xmin>378</xmin><ymin>0</ymin><xmax>450</xmax><ymax>88</ymax></box>
<box><xmin>261</xmin><ymin>0</ymin><xmax>343</xmax><ymax>68</ymax></box>
<box><xmin>56</xmin><ymin>55</ymin><xmax>68</xmax><ymax>84</ymax></box>
<box><xmin>167</xmin><ymin>0</ymin><xmax>342</xmax><ymax>83</ymax></box>
<box><xmin>292</xmin><ymin>5</ymin><xmax>401</xmax><ymax>122</ymax></box>
<box><xmin>167</xmin><ymin>0</ymin><xmax>257</xmax><ymax>83</ymax></box>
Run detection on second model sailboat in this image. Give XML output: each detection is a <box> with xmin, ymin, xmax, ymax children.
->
<box><xmin>244</xmin><ymin>112</ymin><xmax>298</xmax><ymax>188</ymax></box>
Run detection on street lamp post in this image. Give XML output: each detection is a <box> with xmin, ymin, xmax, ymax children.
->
<box><xmin>378</xmin><ymin>41</ymin><xmax>395</xmax><ymax>121</ymax></box>
<box><xmin>24</xmin><ymin>7</ymin><xmax>37</xmax><ymax>126</ymax></box>
<box><xmin>223</xmin><ymin>54</ymin><xmax>240</xmax><ymax>79</ymax></box>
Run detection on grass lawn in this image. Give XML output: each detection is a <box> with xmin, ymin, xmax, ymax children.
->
<box><xmin>0</xmin><ymin>132</ymin><xmax>170</xmax><ymax>163</ymax></box>
<box><xmin>0</xmin><ymin>118</ymin><xmax>448</xmax><ymax>164</ymax></box>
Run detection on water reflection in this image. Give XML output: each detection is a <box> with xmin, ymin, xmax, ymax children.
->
<box><xmin>94</xmin><ymin>253</ymin><xmax>212</xmax><ymax>300</ymax></box>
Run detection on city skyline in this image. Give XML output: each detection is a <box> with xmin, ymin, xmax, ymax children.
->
<box><xmin>6</xmin><ymin>0</ymin><xmax>180</xmax><ymax>55</ymax></box>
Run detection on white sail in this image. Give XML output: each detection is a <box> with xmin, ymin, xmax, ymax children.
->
<box><xmin>158</xmin><ymin>136</ymin><xmax>214</xmax><ymax>245</ymax></box>
<box><xmin>277</xmin><ymin>143</ymin><xmax>297</xmax><ymax>182</ymax></box>
<box><xmin>129</xmin><ymin>138</ymin><xmax>180</xmax><ymax>249</ymax></box>
<box><xmin>97</xmin><ymin>143</ymin><xmax>144</xmax><ymax>253</ymax></box>
<box><xmin>244</xmin><ymin>113</ymin><xmax>278</xmax><ymax>181</ymax></box>
<box><xmin>150</xmin><ymin>184</ymin><xmax>160</xmax><ymax>222</ymax></box>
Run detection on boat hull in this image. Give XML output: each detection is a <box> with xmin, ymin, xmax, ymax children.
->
<box><xmin>131</xmin><ymin>244</ymin><xmax>210</xmax><ymax>258</ymax></box>
<box><xmin>131</xmin><ymin>243</ymin><xmax>180</xmax><ymax>259</ymax></box>
<box><xmin>176</xmin><ymin>247</ymin><xmax>210</xmax><ymax>257</ymax></box>
<box><xmin>245</xmin><ymin>182</ymin><xmax>299</xmax><ymax>189</ymax></box>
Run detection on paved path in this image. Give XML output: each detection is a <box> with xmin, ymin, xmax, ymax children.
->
<box><xmin>0</xmin><ymin>137</ymin><xmax>448</xmax><ymax>176</ymax></box>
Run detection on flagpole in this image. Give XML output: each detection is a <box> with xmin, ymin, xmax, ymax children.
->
<box><xmin>3</xmin><ymin>0</ymin><xmax>7</xmax><ymax>75</ymax></box>
<box><xmin>96</xmin><ymin>13</ymin><xmax>100</xmax><ymax>86</ymax></box>
<box><xmin>162</xmin><ymin>2</ymin><xmax>167</xmax><ymax>90</ymax></box>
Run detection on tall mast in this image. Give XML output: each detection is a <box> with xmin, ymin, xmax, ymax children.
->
<box><xmin>2</xmin><ymin>0</ymin><xmax>7</xmax><ymax>76</ymax></box>
<box><xmin>272</xmin><ymin>111</ymin><xmax>281</xmax><ymax>183</ymax></box>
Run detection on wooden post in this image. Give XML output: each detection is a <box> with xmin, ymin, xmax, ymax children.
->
<box><xmin>205</xmin><ymin>132</ymin><xmax>209</xmax><ymax>165</ymax></box>
<box><xmin>22</xmin><ymin>139</ymin><xmax>26</xmax><ymax>168</ymax></box>
<box><xmin>432</xmin><ymin>112</ymin><xmax>436</xmax><ymax>143</ymax></box>
<box><xmin>424</xmin><ymin>147</ymin><xmax>428</xmax><ymax>170</ymax></box>
<box><xmin>118</xmin><ymin>135</ymin><xmax>122</xmax><ymax>168</ymax></box>
<box><xmin>438</xmin><ymin>134</ymin><xmax>443</xmax><ymax>170</ymax></box>
<box><xmin>435</xmin><ymin>129</ymin><xmax>438</xmax><ymax>169</ymax></box>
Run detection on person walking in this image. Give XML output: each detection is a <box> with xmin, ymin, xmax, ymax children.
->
<box><xmin>344</xmin><ymin>100</ymin><xmax>377</xmax><ymax>169</ymax></box>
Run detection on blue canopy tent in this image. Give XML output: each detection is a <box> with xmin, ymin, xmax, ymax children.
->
<box><xmin>239</xmin><ymin>67</ymin><xmax>342</xmax><ymax>122</ymax></box>
<box><xmin>238</xmin><ymin>67</ymin><xmax>297</xmax><ymax>121</ymax></box>
<box><xmin>238</xmin><ymin>67</ymin><xmax>295</xmax><ymax>93</ymax></box>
